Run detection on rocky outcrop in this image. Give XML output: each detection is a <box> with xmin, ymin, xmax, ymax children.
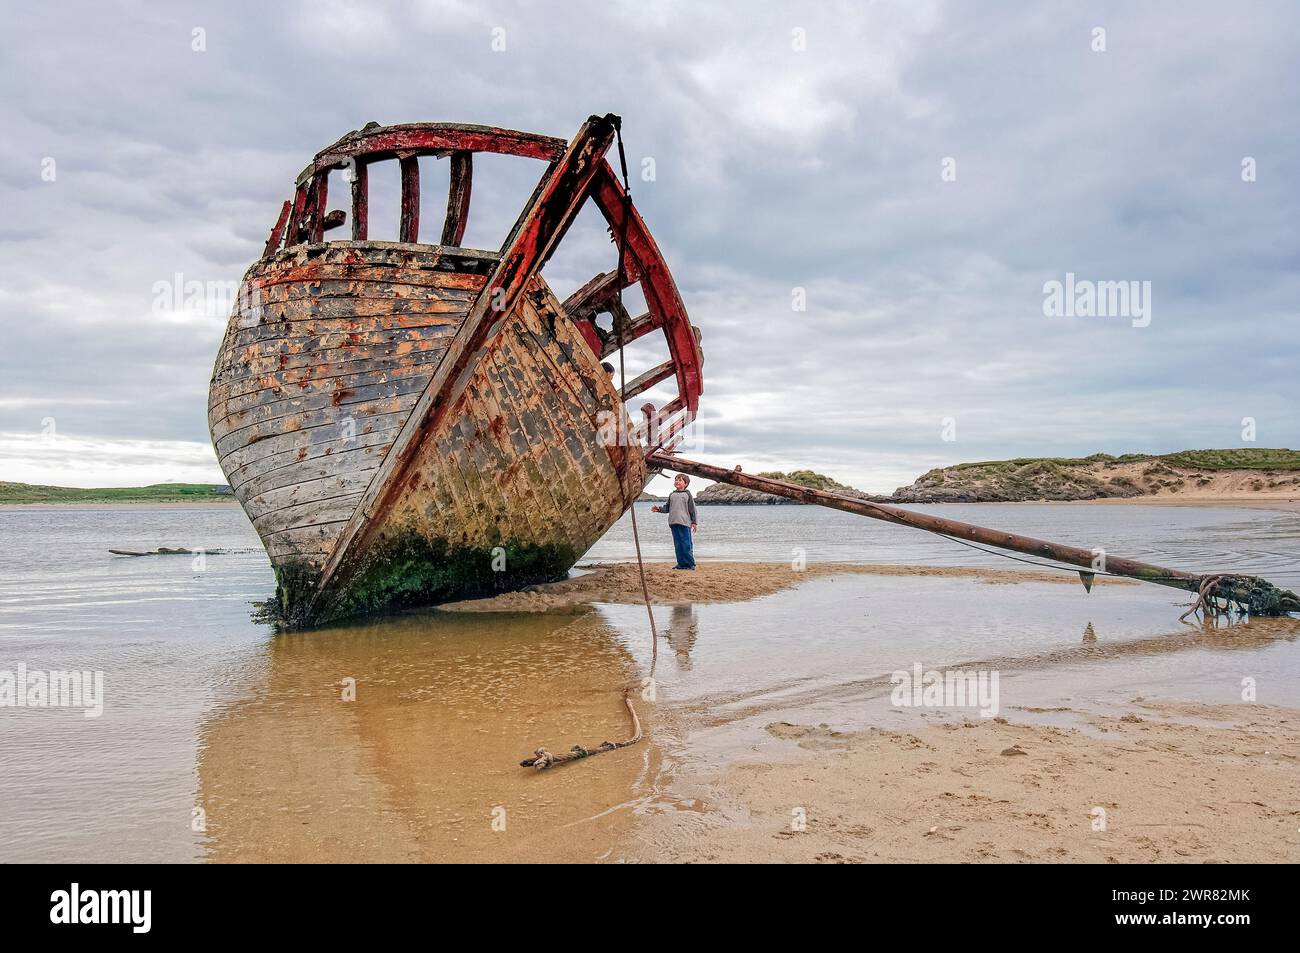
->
<box><xmin>890</xmin><ymin>450</ymin><xmax>1300</xmax><ymax>503</ymax></box>
<box><xmin>683</xmin><ymin>450</ymin><xmax>1300</xmax><ymax>506</ymax></box>
<box><xmin>696</xmin><ymin>470</ymin><xmax>882</xmax><ymax>505</ymax></box>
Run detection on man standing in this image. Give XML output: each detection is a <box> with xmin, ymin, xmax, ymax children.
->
<box><xmin>652</xmin><ymin>474</ymin><xmax>698</xmax><ymax>570</ymax></box>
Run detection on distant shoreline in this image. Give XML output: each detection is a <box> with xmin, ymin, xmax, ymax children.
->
<box><xmin>0</xmin><ymin>499</ymin><xmax>239</xmax><ymax>510</ymax></box>
<box><xmin>0</xmin><ymin>480</ymin><xmax>236</xmax><ymax>506</ymax></box>
<box><xmin>5</xmin><ymin>496</ymin><xmax>1297</xmax><ymax>513</ymax></box>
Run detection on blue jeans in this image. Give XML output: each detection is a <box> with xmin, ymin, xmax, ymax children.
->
<box><xmin>671</xmin><ymin>523</ymin><xmax>695</xmax><ymax>569</ymax></box>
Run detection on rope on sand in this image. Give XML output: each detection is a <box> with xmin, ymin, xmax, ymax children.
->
<box><xmin>519</xmin><ymin>118</ymin><xmax>655</xmax><ymax>771</ymax></box>
<box><xmin>520</xmin><ymin>688</ymin><xmax>643</xmax><ymax>769</ymax></box>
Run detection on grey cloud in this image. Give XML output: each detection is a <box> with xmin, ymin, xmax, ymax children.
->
<box><xmin>1</xmin><ymin>0</ymin><xmax>1297</xmax><ymax>490</ymax></box>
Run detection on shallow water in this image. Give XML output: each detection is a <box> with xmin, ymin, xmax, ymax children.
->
<box><xmin>1</xmin><ymin>502</ymin><xmax>1297</xmax><ymax>862</ymax></box>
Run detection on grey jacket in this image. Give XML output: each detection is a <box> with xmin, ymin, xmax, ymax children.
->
<box><xmin>663</xmin><ymin>489</ymin><xmax>697</xmax><ymax>528</ymax></box>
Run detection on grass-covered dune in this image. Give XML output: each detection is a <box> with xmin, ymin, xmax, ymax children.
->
<box><xmin>0</xmin><ymin>481</ymin><xmax>233</xmax><ymax>503</ymax></box>
<box><xmin>898</xmin><ymin>449</ymin><xmax>1300</xmax><ymax>502</ymax></box>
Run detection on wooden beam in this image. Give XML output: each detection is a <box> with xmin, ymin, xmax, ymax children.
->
<box><xmin>350</xmin><ymin>162</ymin><xmax>368</xmax><ymax>240</ymax></box>
<box><xmin>563</xmin><ymin>270</ymin><xmax>620</xmax><ymax>321</ymax></box>
<box><xmin>310</xmin><ymin>174</ymin><xmax>328</xmax><ymax>243</ymax></box>
<box><xmin>311</xmin><ymin>113</ymin><xmax>621</xmax><ymax>607</ymax></box>
<box><xmin>600</xmin><ymin>311</ymin><xmax>656</xmax><ymax>357</ymax></box>
<box><xmin>648</xmin><ymin>453</ymin><xmax>1300</xmax><ymax>614</ymax></box>
<box><xmin>262</xmin><ymin>200</ymin><xmax>291</xmax><ymax>259</ymax></box>
<box><xmin>399</xmin><ymin>155</ymin><xmax>420</xmax><ymax>243</ymax></box>
<box><xmin>590</xmin><ymin>161</ymin><xmax>702</xmax><ymax>413</ymax></box>
<box><xmin>441</xmin><ymin>151</ymin><xmax>472</xmax><ymax>246</ymax></box>
<box><xmin>621</xmin><ymin>359</ymin><xmax>675</xmax><ymax>400</ymax></box>
<box><xmin>285</xmin><ymin>184</ymin><xmax>309</xmax><ymax>247</ymax></box>
<box><xmin>310</xmin><ymin>123</ymin><xmax>567</xmax><ymax>176</ymax></box>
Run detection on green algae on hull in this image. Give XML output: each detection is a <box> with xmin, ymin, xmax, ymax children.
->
<box><xmin>267</xmin><ymin>532</ymin><xmax>580</xmax><ymax>628</ymax></box>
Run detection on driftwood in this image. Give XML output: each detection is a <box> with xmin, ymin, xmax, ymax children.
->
<box><xmin>108</xmin><ymin>547</ymin><xmax>225</xmax><ymax>557</ymax></box>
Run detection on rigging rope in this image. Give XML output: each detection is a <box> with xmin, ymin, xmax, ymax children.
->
<box><xmin>924</xmin><ymin>529</ymin><xmax>1291</xmax><ymax>618</ymax></box>
<box><xmin>611</xmin><ymin>118</ymin><xmax>661</xmax><ymax>678</ymax></box>
<box><xmin>521</xmin><ymin>117</ymin><xmax>656</xmax><ymax>770</ymax></box>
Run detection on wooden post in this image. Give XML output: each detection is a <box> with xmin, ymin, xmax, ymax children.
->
<box><xmin>262</xmin><ymin>200</ymin><xmax>291</xmax><ymax>258</ymax></box>
<box><xmin>442</xmin><ymin>151</ymin><xmax>472</xmax><ymax>246</ymax></box>
<box><xmin>399</xmin><ymin>155</ymin><xmax>420</xmax><ymax>243</ymax></box>
<box><xmin>310</xmin><ymin>174</ymin><xmax>328</xmax><ymax>243</ymax></box>
<box><xmin>351</xmin><ymin>162</ymin><xmax>369</xmax><ymax>240</ymax></box>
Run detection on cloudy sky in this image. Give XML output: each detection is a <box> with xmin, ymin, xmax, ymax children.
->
<box><xmin>2</xmin><ymin>1</ymin><xmax>1297</xmax><ymax>493</ymax></box>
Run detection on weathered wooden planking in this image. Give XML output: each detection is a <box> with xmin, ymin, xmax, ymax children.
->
<box><xmin>472</xmin><ymin>358</ymin><xmax>560</xmax><ymax>548</ymax></box>
<box><xmin>252</xmin><ymin>492</ymin><xmax>364</xmax><ymax>537</ymax></box>
<box><xmin>213</xmin><ymin>389</ymin><xmax>418</xmax><ymax>460</ymax></box>
<box><xmin>251</xmin><ymin>295</ymin><xmax>474</xmax><ymax>323</ymax></box>
<box><xmin>222</xmin><ymin>315</ymin><xmax>462</xmax><ymax>352</ymax></box>
<box><xmin>486</xmin><ymin>325</ymin><xmax>598</xmax><ymax>552</ymax></box>
<box><xmin>357</xmin><ymin>272</ymin><xmax>645</xmax><ymax>577</ymax></box>
<box><xmin>236</xmin><ymin>442</ymin><xmax>391</xmax><ymax>497</ymax></box>
<box><xmin>210</xmin><ymin>365</ymin><xmax>435</xmax><ymax>423</ymax></box>
<box><xmin>212</xmin><ymin>347</ymin><xmax>449</xmax><ymax>405</ymax></box>
<box><xmin>210</xmin><ymin>376</ymin><xmax>429</xmax><ymax>437</ymax></box>
<box><xmin>481</xmin><ymin>339</ymin><xmax>581</xmax><ymax>550</ymax></box>
<box><xmin>262</xmin><ymin>522</ymin><xmax>348</xmax><ymax>560</ymax></box>
<box><xmin>255</xmin><ymin>273</ymin><xmax>484</xmax><ymax>300</ymax></box>
<box><xmin>213</xmin><ymin>337</ymin><xmax>451</xmax><ymax>388</ymax></box>
<box><xmin>218</xmin><ymin>414</ymin><xmax>405</xmax><ymax>479</ymax></box>
<box><xmin>508</xmin><ymin>293</ymin><xmax>623</xmax><ymax>524</ymax></box>
<box><xmin>247</xmin><ymin>471</ymin><xmax>378</xmax><ymax>519</ymax></box>
<box><xmin>206</xmin><ymin>239</ymin><xmax>505</xmax><ymax>578</ymax></box>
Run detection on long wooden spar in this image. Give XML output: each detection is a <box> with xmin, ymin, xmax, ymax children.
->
<box><xmin>649</xmin><ymin>453</ymin><xmax>1300</xmax><ymax>616</ymax></box>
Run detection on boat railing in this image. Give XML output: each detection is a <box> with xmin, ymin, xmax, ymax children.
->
<box><xmin>259</xmin><ymin>120</ymin><xmax>703</xmax><ymax>453</ymax></box>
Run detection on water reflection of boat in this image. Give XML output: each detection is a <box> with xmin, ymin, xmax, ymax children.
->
<box><xmin>195</xmin><ymin>610</ymin><xmax>654</xmax><ymax>862</ymax></box>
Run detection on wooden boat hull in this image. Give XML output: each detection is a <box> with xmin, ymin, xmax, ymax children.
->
<box><xmin>210</xmin><ymin>242</ymin><xmax>644</xmax><ymax>621</ymax></box>
<box><xmin>208</xmin><ymin>116</ymin><xmax>701</xmax><ymax>625</ymax></box>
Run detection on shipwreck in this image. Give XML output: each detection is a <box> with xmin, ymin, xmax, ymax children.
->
<box><xmin>209</xmin><ymin>114</ymin><xmax>1298</xmax><ymax>627</ymax></box>
<box><xmin>209</xmin><ymin>115</ymin><xmax>701</xmax><ymax>624</ymax></box>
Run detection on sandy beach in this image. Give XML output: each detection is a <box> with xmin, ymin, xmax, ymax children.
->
<box><xmin>188</xmin><ymin>560</ymin><xmax>1300</xmax><ymax>864</ymax></box>
<box><xmin>428</xmin><ymin>560</ymin><xmax>1300</xmax><ymax>864</ymax></box>
<box><xmin>437</xmin><ymin>560</ymin><xmax>1137</xmax><ymax>613</ymax></box>
<box><xmin>625</xmin><ymin>699</ymin><xmax>1300</xmax><ymax>863</ymax></box>
<box><xmin>5</xmin><ymin>501</ymin><xmax>1297</xmax><ymax>864</ymax></box>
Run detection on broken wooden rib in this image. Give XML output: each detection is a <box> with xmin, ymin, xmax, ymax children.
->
<box><xmin>208</xmin><ymin>116</ymin><xmax>704</xmax><ymax>625</ymax></box>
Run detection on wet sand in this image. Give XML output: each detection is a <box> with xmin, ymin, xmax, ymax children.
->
<box><xmin>437</xmin><ymin>561</ymin><xmax>1135</xmax><ymax>613</ymax></box>
<box><xmin>7</xmin><ymin>502</ymin><xmax>1297</xmax><ymax>864</ymax></box>
<box><xmin>196</xmin><ymin>562</ymin><xmax>1299</xmax><ymax>864</ymax></box>
<box><xmin>625</xmin><ymin>701</ymin><xmax>1300</xmax><ymax>863</ymax></box>
<box><xmin>196</xmin><ymin>611</ymin><xmax>654</xmax><ymax>863</ymax></box>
